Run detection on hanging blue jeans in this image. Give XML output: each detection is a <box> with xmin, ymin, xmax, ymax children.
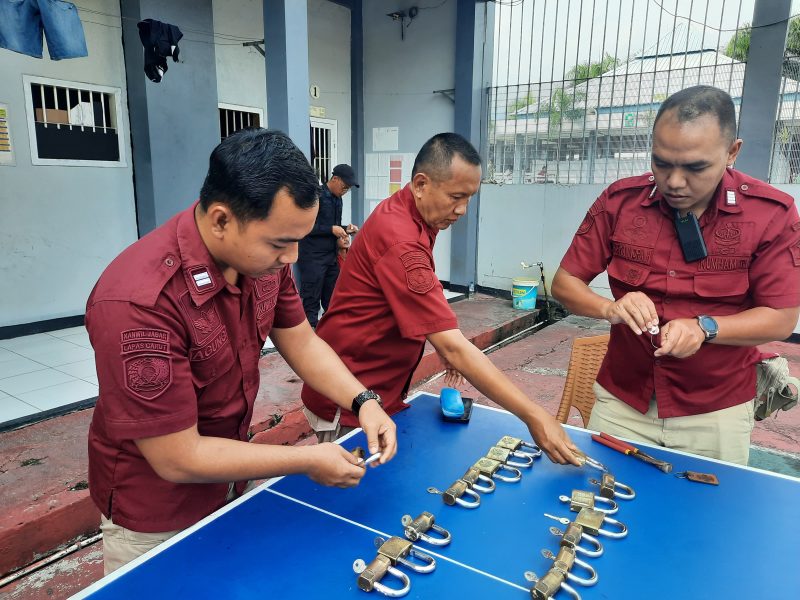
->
<box><xmin>0</xmin><ymin>0</ymin><xmax>88</xmax><ymax>60</ymax></box>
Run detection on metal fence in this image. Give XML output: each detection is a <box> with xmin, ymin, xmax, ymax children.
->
<box><xmin>485</xmin><ymin>0</ymin><xmax>800</xmax><ymax>185</ymax></box>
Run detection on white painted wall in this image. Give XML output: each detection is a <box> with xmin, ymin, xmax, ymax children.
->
<box><xmin>0</xmin><ymin>0</ymin><xmax>137</xmax><ymax>327</ymax></box>
<box><xmin>478</xmin><ymin>183</ymin><xmax>608</xmax><ymax>297</ymax></box>
<box><xmin>362</xmin><ymin>0</ymin><xmax>457</xmax><ymax>282</ymax></box>
<box><xmin>212</xmin><ymin>0</ymin><xmax>352</xmax><ymax>224</ymax></box>
<box><xmin>213</xmin><ymin>0</ymin><xmax>268</xmax><ymax>120</ymax></box>
<box><xmin>479</xmin><ymin>182</ymin><xmax>800</xmax><ymax>333</ymax></box>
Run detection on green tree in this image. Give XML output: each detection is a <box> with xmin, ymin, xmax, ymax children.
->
<box><xmin>567</xmin><ymin>53</ymin><xmax>620</xmax><ymax>85</ymax></box>
<box><xmin>541</xmin><ymin>87</ymin><xmax>587</xmax><ymax>128</ymax></box>
<box><xmin>724</xmin><ymin>18</ymin><xmax>800</xmax><ymax>70</ymax></box>
<box><xmin>506</xmin><ymin>93</ymin><xmax>537</xmax><ymax>120</ymax></box>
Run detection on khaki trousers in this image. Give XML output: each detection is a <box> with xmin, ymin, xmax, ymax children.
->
<box><xmin>587</xmin><ymin>382</ymin><xmax>754</xmax><ymax>466</ymax></box>
<box><xmin>303</xmin><ymin>406</ymin><xmax>356</xmax><ymax>443</ymax></box>
<box><xmin>101</xmin><ymin>480</ymin><xmax>257</xmax><ymax>575</ymax></box>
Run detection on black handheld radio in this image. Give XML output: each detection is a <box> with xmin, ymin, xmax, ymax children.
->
<box><xmin>673</xmin><ymin>209</ymin><xmax>708</xmax><ymax>262</ymax></box>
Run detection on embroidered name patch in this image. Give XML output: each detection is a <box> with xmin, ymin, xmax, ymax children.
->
<box><xmin>612</xmin><ymin>242</ymin><xmax>653</xmax><ymax>265</ymax></box>
<box><xmin>120</xmin><ymin>328</ymin><xmax>170</xmax><ymax>355</ymax></box>
<box><xmin>400</xmin><ymin>250</ymin><xmax>435</xmax><ymax>294</ymax></box>
<box><xmin>698</xmin><ymin>256</ymin><xmax>751</xmax><ymax>272</ymax></box>
<box><xmin>124</xmin><ymin>355</ymin><xmax>172</xmax><ymax>400</ymax></box>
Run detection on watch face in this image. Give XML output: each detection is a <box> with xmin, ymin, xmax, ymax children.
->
<box><xmin>699</xmin><ymin>316</ymin><xmax>718</xmax><ymax>334</ymax></box>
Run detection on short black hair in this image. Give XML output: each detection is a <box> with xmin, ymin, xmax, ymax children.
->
<box><xmin>654</xmin><ymin>85</ymin><xmax>737</xmax><ymax>144</ymax></box>
<box><xmin>199</xmin><ymin>128</ymin><xmax>321</xmax><ymax>222</ymax></box>
<box><xmin>412</xmin><ymin>133</ymin><xmax>481</xmax><ymax>182</ymax></box>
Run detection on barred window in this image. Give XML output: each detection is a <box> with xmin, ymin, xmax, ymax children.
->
<box><xmin>24</xmin><ymin>76</ymin><xmax>124</xmax><ymax>166</ymax></box>
<box><xmin>219</xmin><ymin>105</ymin><xmax>262</xmax><ymax>140</ymax></box>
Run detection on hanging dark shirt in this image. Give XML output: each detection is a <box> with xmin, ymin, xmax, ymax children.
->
<box><xmin>137</xmin><ymin>19</ymin><xmax>183</xmax><ymax>83</ymax></box>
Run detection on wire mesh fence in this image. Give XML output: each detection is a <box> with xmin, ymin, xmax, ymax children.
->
<box><xmin>485</xmin><ymin>0</ymin><xmax>800</xmax><ymax>185</ymax></box>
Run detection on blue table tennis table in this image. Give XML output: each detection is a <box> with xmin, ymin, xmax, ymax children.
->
<box><xmin>72</xmin><ymin>392</ymin><xmax>800</xmax><ymax>599</ymax></box>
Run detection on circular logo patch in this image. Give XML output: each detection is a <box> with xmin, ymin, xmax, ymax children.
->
<box><xmin>124</xmin><ymin>355</ymin><xmax>172</xmax><ymax>400</ymax></box>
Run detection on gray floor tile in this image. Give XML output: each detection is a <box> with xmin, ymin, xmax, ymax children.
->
<box><xmin>55</xmin><ymin>358</ymin><xmax>97</xmax><ymax>379</ymax></box>
<box><xmin>0</xmin><ymin>357</ymin><xmax>49</xmax><ymax>379</ymax></box>
<box><xmin>0</xmin><ymin>348</ymin><xmax>18</xmax><ymax>363</ymax></box>
<box><xmin>0</xmin><ymin>397</ymin><xmax>40</xmax><ymax>422</ymax></box>
<box><xmin>16</xmin><ymin>380</ymin><xmax>98</xmax><ymax>411</ymax></box>
<box><xmin>0</xmin><ymin>333</ymin><xmax>53</xmax><ymax>351</ymax></box>
<box><xmin>0</xmin><ymin>369</ymin><xmax>77</xmax><ymax>396</ymax></box>
<box><xmin>48</xmin><ymin>326</ymin><xmax>88</xmax><ymax>338</ymax></box>
<box><xmin>20</xmin><ymin>346</ymin><xmax>94</xmax><ymax>368</ymax></box>
<box><xmin>59</xmin><ymin>332</ymin><xmax>92</xmax><ymax>348</ymax></box>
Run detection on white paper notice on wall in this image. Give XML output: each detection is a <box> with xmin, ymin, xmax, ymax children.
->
<box><xmin>0</xmin><ymin>103</ymin><xmax>15</xmax><ymax>166</ymax></box>
<box><xmin>372</xmin><ymin>127</ymin><xmax>399</xmax><ymax>151</ymax></box>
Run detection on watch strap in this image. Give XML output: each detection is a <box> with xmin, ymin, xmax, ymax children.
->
<box><xmin>351</xmin><ymin>390</ymin><xmax>382</xmax><ymax>416</ymax></box>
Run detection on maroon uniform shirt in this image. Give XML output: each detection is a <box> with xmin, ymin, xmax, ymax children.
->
<box><xmin>302</xmin><ymin>185</ymin><xmax>458</xmax><ymax>427</ymax></box>
<box><xmin>560</xmin><ymin>169</ymin><xmax>800</xmax><ymax>418</ymax></box>
<box><xmin>86</xmin><ymin>203</ymin><xmax>305</xmax><ymax>532</ymax></box>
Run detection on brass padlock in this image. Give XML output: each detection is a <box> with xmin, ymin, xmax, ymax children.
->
<box><xmin>598</xmin><ymin>473</ymin><xmax>615</xmax><ymax>499</ymax></box>
<box><xmin>460</xmin><ymin>466</ymin><xmax>496</xmax><ymax>494</ymax></box>
<box><xmin>460</xmin><ymin>467</ymin><xmax>481</xmax><ymax>487</ymax></box>
<box><xmin>401</xmin><ymin>512</ymin><xmax>451</xmax><ymax>546</ymax></box>
<box><xmin>487</xmin><ymin>446</ymin><xmax>511</xmax><ymax>463</ymax></box>
<box><xmin>377</xmin><ymin>537</ymin><xmax>413</xmax><ymax>564</ymax></box>
<box><xmin>496</xmin><ymin>435</ymin><xmax>524</xmax><ymax>451</ymax></box>
<box><xmin>356</xmin><ymin>555</ymin><xmax>392</xmax><ymax>592</ymax></box>
<box><xmin>472</xmin><ymin>457</ymin><xmax>501</xmax><ymax>477</ymax></box>
<box><xmin>551</xmin><ymin>546</ymin><xmax>576</xmax><ymax>576</ymax></box>
<box><xmin>574</xmin><ymin>508</ymin><xmax>605</xmax><ymax>535</ymax></box>
<box><xmin>443</xmin><ymin>479</ymin><xmax>469</xmax><ymax>505</ymax></box>
<box><xmin>561</xmin><ymin>522</ymin><xmax>583</xmax><ymax>549</ymax></box>
<box><xmin>569</xmin><ymin>490</ymin><xmax>595</xmax><ymax>512</ymax></box>
<box><xmin>531</xmin><ymin>568</ymin><xmax>565</xmax><ymax>600</ymax></box>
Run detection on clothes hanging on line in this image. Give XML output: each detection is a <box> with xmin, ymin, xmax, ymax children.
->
<box><xmin>137</xmin><ymin>19</ymin><xmax>183</xmax><ymax>83</ymax></box>
<box><xmin>0</xmin><ymin>0</ymin><xmax>88</xmax><ymax>60</ymax></box>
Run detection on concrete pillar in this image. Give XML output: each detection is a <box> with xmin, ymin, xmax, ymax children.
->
<box><xmin>263</xmin><ymin>0</ymin><xmax>311</xmax><ymax>158</ymax></box>
<box><xmin>451</xmin><ymin>0</ymin><xmax>495</xmax><ymax>291</ymax></box>
<box><xmin>121</xmin><ymin>0</ymin><xmax>220</xmax><ymax>234</ymax></box>
<box><xmin>736</xmin><ymin>0</ymin><xmax>791</xmax><ymax>180</ymax></box>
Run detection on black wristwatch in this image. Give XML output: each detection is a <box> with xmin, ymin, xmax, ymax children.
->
<box><xmin>351</xmin><ymin>390</ymin><xmax>382</xmax><ymax>416</ymax></box>
<box><xmin>696</xmin><ymin>315</ymin><xmax>718</xmax><ymax>341</ymax></box>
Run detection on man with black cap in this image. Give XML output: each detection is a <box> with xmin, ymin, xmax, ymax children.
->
<box><xmin>298</xmin><ymin>164</ymin><xmax>360</xmax><ymax>327</ymax></box>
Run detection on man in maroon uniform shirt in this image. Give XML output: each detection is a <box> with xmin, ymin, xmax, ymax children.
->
<box><xmin>552</xmin><ymin>86</ymin><xmax>800</xmax><ymax>464</ymax></box>
<box><xmin>302</xmin><ymin>133</ymin><xmax>579</xmax><ymax>465</ymax></box>
<box><xmin>87</xmin><ymin>129</ymin><xmax>396</xmax><ymax>573</ymax></box>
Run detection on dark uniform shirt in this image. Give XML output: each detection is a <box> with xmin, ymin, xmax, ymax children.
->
<box><xmin>299</xmin><ymin>185</ymin><xmax>342</xmax><ymax>263</ymax></box>
<box><xmin>86</xmin><ymin>202</ymin><xmax>305</xmax><ymax>532</ymax></box>
<box><xmin>302</xmin><ymin>185</ymin><xmax>458</xmax><ymax>427</ymax></box>
<box><xmin>560</xmin><ymin>169</ymin><xmax>800</xmax><ymax>418</ymax></box>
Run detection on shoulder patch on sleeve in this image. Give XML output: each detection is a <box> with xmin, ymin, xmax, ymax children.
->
<box><xmin>124</xmin><ymin>355</ymin><xmax>172</xmax><ymax>400</ymax></box>
<box><xmin>400</xmin><ymin>250</ymin><xmax>435</xmax><ymax>294</ymax></box>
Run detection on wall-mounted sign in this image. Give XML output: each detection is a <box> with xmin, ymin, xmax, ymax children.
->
<box><xmin>309</xmin><ymin>84</ymin><xmax>320</xmax><ymax>99</ymax></box>
<box><xmin>309</xmin><ymin>105</ymin><xmax>326</xmax><ymax>118</ymax></box>
<box><xmin>0</xmin><ymin>103</ymin><xmax>15</xmax><ymax>166</ymax></box>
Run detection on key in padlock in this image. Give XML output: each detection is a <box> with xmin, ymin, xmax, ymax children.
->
<box><xmin>401</xmin><ymin>512</ymin><xmax>451</xmax><ymax>546</ymax></box>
